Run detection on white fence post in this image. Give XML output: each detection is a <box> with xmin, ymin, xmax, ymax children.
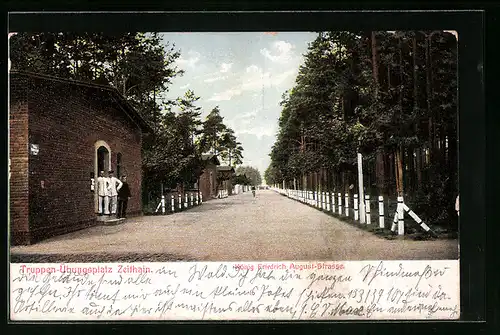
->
<box><xmin>358</xmin><ymin>152</ymin><xmax>366</xmax><ymax>224</ymax></box>
<box><xmin>178</xmin><ymin>194</ymin><xmax>182</xmax><ymax>210</ymax></box>
<box><xmin>379</xmin><ymin>196</ymin><xmax>385</xmax><ymax>228</ymax></box>
<box><xmin>161</xmin><ymin>195</ymin><xmax>165</xmax><ymax>214</ymax></box>
<box><xmin>195</xmin><ymin>193</ymin><xmax>199</xmax><ymax>205</ymax></box>
<box><xmin>171</xmin><ymin>195</ymin><xmax>175</xmax><ymax>212</ymax></box>
<box><xmin>337</xmin><ymin>193</ymin><xmax>342</xmax><ymax>214</ymax></box>
<box><xmin>398</xmin><ymin>196</ymin><xmax>404</xmax><ymax>235</ymax></box>
<box><xmin>200</xmin><ymin>193</ymin><xmax>203</xmax><ymax>204</ymax></box>
<box><xmin>326</xmin><ymin>192</ymin><xmax>331</xmax><ymax>211</ymax></box>
<box><xmin>345</xmin><ymin>193</ymin><xmax>349</xmax><ymax>217</ymax></box>
<box><xmin>365</xmin><ymin>194</ymin><xmax>371</xmax><ymax>224</ymax></box>
<box><xmin>331</xmin><ymin>192</ymin><xmax>336</xmax><ymax>213</ymax></box>
<box><xmin>185</xmin><ymin>194</ymin><xmax>188</xmax><ymax>208</ymax></box>
<box><xmin>354</xmin><ymin>194</ymin><xmax>359</xmax><ymax>221</ymax></box>
<box><xmin>190</xmin><ymin>193</ymin><xmax>194</xmax><ymax>207</ymax></box>
<box><xmin>391</xmin><ymin>210</ymin><xmax>398</xmax><ymax>232</ymax></box>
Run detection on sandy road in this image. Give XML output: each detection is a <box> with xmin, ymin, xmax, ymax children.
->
<box><xmin>10</xmin><ymin>190</ymin><xmax>458</xmax><ymax>262</ymax></box>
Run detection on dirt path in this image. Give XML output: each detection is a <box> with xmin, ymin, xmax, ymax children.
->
<box><xmin>11</xmin><ymin>190</ymin><xmax>458</xmax><ymax>262</ymax></box>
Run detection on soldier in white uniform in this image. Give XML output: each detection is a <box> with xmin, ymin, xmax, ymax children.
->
<box><xmin>97</xmin><ymin>170</ymin><xmax>110</xmax><ymax>215</ymax></box>
<box><xmin>107</xmin><ymin>170</ymin><xmax>123</xmax><ymax>215</ymax></box>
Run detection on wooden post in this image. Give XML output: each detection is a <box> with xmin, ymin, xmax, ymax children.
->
<box><xmin>365</xmin><ymin>194</ymin><xmax>371</xmax><ymax>224</ymax></box>
<box><xmin>338</xmin><ymin>193</ymin><xmax>342</xmax><ymax>214</ymax></box>
<box><xmin>398</xmin><ymin>196</ymin><xmax>404</xmax><ymax>235</ymax></box>
<box><xmin>161</xmin><ymin>195</ymin><xmax>165</xmax><ymax>214</ymax></box>
<box><xmin>358</xmin><ymin>153</ymin><xmax>366</xmax><ymax>223</ymax></box>
<box><xmin>379</xmin><ymin>195</ymin><xmax>385</xmax><ymax>228</ymax></box>
<box><xmin>171</xmin><ymin>195</ymin><xmax>175</xmax><ymax>212</ymax></box>
<box><xmin>354</xmin><ymin>194</ymin><xmax>359</xmax><ymax>220</ymax></box>
<box><xmin>345</xmin><ymin>193</ymin><xmax>349</xmax><ymax>216</ymax></box>
<box><xmin>331</xmin><ymin>191</ymin><xmax>336</xmax><ymax>213</ymax></box>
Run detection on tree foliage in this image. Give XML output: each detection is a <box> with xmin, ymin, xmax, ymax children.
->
<box><xmin>267</xmin><ymin>31</ymin><xmax>458</xmax><ymax>227</ymax></box>
<box><xmin>236</xmin><ymin>166</ymin><xmax>262</xmax><ymax>186</ymax></box>
<box><xmin>11</xmin><ymin>32</ymin><xmax>246</xmax><ymax>205</ymax></box>
<box><xmin>199</xmin><ymin>107</ymin><xmax>244</xmax><ymax>167</ymax></box>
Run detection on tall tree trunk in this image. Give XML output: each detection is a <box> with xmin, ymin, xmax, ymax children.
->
<box><xmin>425</xmin><ymin>34</ymin><xmax>435</xmax><ymax>163</ymax></box>
<box><xmin>396</xmin><ymin>36</ymin><xmax>405</xmax><ymax>197</ymax></box>
<box><xmin>412</xmin><ymin>34</ymin><xmax>423</xmax><ymax>186</ymax></box>
<box><xmin>371</xmin><ymin>31</ymin><xmax>380</xmax><ymax>96</ymax></box>
<box><xmin>415</xmin><ymin>148</ymin><xmax>422</xmax><ymax>185</ymax></box>
<box><xmin>371</xmin><ymin>32</ymin><xmax>385</xmax><ymax>196</ymax></box>
<box><xmin>395</xmin><ymin>148</ymin><xmax>404</xmax><ymax>196</ymax></box>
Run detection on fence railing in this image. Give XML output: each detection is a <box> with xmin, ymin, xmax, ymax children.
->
<box><xmin>154</xmin><ymin>191</ymin><xmax>203</xmax><ymax>215</ymax></box>
<box><xmin>217</xmin><ymin>190</ymin><xmax>229</xmax><ymax>198</ymax></box>
<box><xmin>271</xmin><ymin>187</ymin><xmax>435</xmax><ymax>236</ymax></box>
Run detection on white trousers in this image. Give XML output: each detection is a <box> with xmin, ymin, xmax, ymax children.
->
<box><xmin>98</xmin><ymin>196</ymin><xmax>109</xmax><ymax>215</ymax></box>
<box><xmin>109</xmin><ymin>195</ymin><xmax>118</xmax><ymax>214</ymax></box>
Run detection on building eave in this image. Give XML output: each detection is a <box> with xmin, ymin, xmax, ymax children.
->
<box><xmin>9</xmin><ymin>70</ymin><xmax>153</xmax><ymax>133</ymax></box>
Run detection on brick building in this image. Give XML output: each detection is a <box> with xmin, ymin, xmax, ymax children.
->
<box><xmin>9</xmin><ymin>71</ymin><xmax>151</xmax><ymax>245</ymax></box>
<box><xmin>199</xmin><ymin>154</ymin><xmax>220</xmax><ymax>201</ymax></box>
<box><xmin>217</xmin><ymin>166</ymin><xmax>235</xmax><ymax>196</ymax></box>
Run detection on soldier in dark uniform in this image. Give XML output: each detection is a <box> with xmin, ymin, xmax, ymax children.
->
<box><xmin>117</xmin><ymin>175</ymin><xmax>131</xmax><ymax>218</ymax></box>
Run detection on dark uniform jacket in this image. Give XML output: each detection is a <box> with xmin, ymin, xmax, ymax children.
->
<box><xmin>118</xmin><ymin>182</ymin><xmax>131</xmax><ymax>199</ymax></box>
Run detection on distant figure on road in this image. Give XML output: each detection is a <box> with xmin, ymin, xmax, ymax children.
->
<box><xmin>117</xmin><ymin>175</ymin><xmax>131</xmax><ymax>218</ymax></box>
<box><xmin>251</xmin><ymin>186</ymin><xmax>256</xmax><ymax>197</ymax></box>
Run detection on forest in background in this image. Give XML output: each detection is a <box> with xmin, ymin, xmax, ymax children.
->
<box><xmin>264</xmin><ymin>31</ymin><xmax>458</xmax><ymax>229</ymax></box>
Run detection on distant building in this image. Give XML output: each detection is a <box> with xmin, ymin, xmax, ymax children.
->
<box><xmin>199</xmin><ymin>154</ymin><xmax>220</xmax><ymax>200</ymax></box>
<box><xmin>9</xmin><ymin>71</ymin><xmax>151</xmax><ymax>245</ymax></box>
<box><xmin>217</xmin><ymin>166</ymin><xmax>235</xmax><ymax>196</ymax></box>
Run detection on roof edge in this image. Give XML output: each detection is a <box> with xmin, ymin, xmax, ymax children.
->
<box><xmin>10</xmin><ymin>70</ymin><xmax>153</xmax><ymax>133</ymax></box>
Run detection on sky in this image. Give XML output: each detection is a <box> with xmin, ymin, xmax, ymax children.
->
<box><xmin>159</xmin><ymin>32</ymin><xmax>318</xmax><ymax>182</ymax></box>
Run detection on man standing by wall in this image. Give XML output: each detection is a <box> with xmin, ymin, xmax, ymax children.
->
<box><xmin>117</xmin><ymin>175</ymin><xmax>131</xmax><ymax>218</ymax></box>
<box><xmin>97</xmin><ymin>170</ymin><xmax>109</xmax><ymax>215</ymax></box>
<box><xmin>107</xmin><ymin>170</ymin><xmax>123</xmax><ymax>216</ymax></box>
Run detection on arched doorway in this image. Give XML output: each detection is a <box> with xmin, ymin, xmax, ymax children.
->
<box><xmin>94</xmin><ymin>141</ymin><xmax>112</xmax><ymax>213</ymax></box>
<box><xmin>97</xmin><ymin>147</ymin><xmax>110</xmax><ymax>173</ymax></box>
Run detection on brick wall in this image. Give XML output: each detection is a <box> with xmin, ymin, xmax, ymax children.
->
<box><xmin>9</xmin><ymin>75</ymin><xmax>30</xmax><ymax>245</ymax></box>
<box><xmin>10</xmin><ymin>74</ymin><xmax>144</xmax><ymax>245</ymax></box>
